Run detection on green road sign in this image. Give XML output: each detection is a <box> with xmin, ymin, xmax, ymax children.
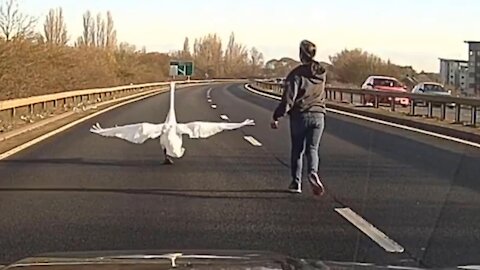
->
<box><xmin>169</xmin><ymin>60</ymin><xmax>194</xmax><ymax>76</ymax></box>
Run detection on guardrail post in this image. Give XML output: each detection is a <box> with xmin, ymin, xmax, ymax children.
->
<box><xmin>410</xmin><ymin>101</ymin><xmax>415</xmax><ymax>115</ymax></box>
<box><xmin>42</xmin><ymin>101</ymin><xmax>47</xmax><ymax>111</ymax></box>
<box><xmin>29</xmin><ymin>104</ymin><xmax>34</xmax><ymax>114</ymax></box>
<box><xmin>333</xmin><ymin>91</ymin><xmax>337</xmax><ymax>101</ymax></box>
<box><xmin>390</xmin><ymin>98</ymin><xmax>395</xmax><ymax>112</ymax></box>
<box><xmin>455</xmin><ymin>104</ymin><xmax>461</xmax><ymax>123</ymax></box>
<box><xmin>471</xmin><ymin>106</ymin><xmax>477</xmax><ymax>126</ymax></box>
<box><xmin>440</xmin><ymin>104</ymin><xmax>446</xmax><ymax>120</ymax></box>
<box><xmin>350</xmin><ymin>93</ymin><xmax>354</xmax><ymax>104</ymax></box>
<box><xmin>360</xmin><ymin>94</ymin><xmax>365</xmax><ymax>105</ymax></box>
<box><xmin>374</xmin><ymin>95</ymin><xmax>379</xmax><ymax>108</ymax></box>
<box><xmin>339</xmin><ymin>92</ymin><xmax>343</xmax><ymax>102</ymax></box>
<box><xmin>427</xmin><ymin>102</ymin><xmax>433</xmax><ymax>118</ymax></box>
<box><xmin>11</xmin><ymin>107</ymin><xmax>16</xmax><ymax>118</ymax></box>
<box><xmin>53</xmin><ymin>99</ymin><xmax>58</xmax><ymax>108</ymax></box>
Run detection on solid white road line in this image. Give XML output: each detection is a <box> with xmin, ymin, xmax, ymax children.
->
<box><xmin>220</xmin><ymin>114</ymin><xmax>229</xmax><ymax>121</ymax></box>
<box><xmin>245</xmin><ymin>84</ymin><xmax>281</xmax><ymax>101</ymax></box>
<box><xmin>206</xmin><ymin>88</ymin><xmax>212</xmax><ymax>99</ymax></box>
<box><xmin>243</xmin><ymin>136</ymin><xmax>262</xmax><ymax>146</ymax></box>
<box><xmin>458</xmin><ymin>265</ymin><xmax>480</xmax><ymax>270</ymax></box>
<box><xmin>0</xmin><ymin>91</ymin><xmax>162</xmax><ymax>160</ymax></box>
<box><xmin>244</xmin><ymin>84</ymin><xmax>480</xmax><ymax>149</ymax></box>
<box><xmin>335</xmin><ymin>207</ymin><xmax>404</xmax><ymax>253</ymax></box>
<box><xmin>211</xmin><ymin>104</ymin><xmax>217</xmax><ymax>109</ymax></box>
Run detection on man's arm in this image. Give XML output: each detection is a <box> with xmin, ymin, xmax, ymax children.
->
<box><xmin>273</xmin><ymin>76</ymin><xmax>298</xmax><ymax>121</ymax></box>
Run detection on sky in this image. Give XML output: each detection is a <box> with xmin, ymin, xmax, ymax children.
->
<box><xmin>21</xmin><ymin>0</ymin><xmax>480</xmax><ymax>72</ymax></box>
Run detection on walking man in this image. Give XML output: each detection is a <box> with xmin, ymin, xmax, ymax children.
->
<box><xmin>271</xmin><ymin>40</ymin><xmax>327</xmax><ymax>195</ymax></box>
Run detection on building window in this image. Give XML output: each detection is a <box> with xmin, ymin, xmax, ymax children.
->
<box><xmin>470</xmin><ymin>51</ymin><xmax>474</xmax><ymax>56</ymax></box>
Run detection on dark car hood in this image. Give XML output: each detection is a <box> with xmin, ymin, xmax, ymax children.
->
<box><xmin>0</xmin><ymin>250</ymin><xmax>470</xmax><ymax>270</ymax></box>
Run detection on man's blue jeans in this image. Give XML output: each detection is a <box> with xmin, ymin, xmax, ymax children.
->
<box><xmin>289</xmin><ymin>112</ymin><xmax>325</xmax><ymax>185</ymax></box>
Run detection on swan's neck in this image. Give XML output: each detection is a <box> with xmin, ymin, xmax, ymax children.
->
<box><xmin>165</xmin><ymin>82</ymin><xmax>176</xmax><ymax>124</ymax></box>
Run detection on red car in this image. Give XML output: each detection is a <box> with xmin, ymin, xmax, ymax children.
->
<box><xmin>361</xmin><ymin>76</ymin><xmax>410</xmax><ymax>107</ymax></box>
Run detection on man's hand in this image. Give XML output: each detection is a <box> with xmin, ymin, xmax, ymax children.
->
<box><xmin>270</xmin><ymin>120</ymin><xmax>279</xmax><ymax>129</ymax></box>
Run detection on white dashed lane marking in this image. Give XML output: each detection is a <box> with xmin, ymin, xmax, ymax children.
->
<box><xmin>243</xmin><ymin>136</ymin><xmax>262</xmax><ymax>147</ymax></box>
<box><xmin>206</xmin><ymin>88</ymin><xmax>212</xmax><ymax>99</ymax></box>
<box><xmin>220</xmin><ymin>114</ymin><xmax>229</xmax><ymax>121</ymax></box>
<box><xmin>211</xmin><ymin>104</ymin><xmax>217</xmax><ymax>109</ymax></box>
<box><xmin>335</xmin><ymin>207</ymin><xmax>404</xmax><ymax>253</ymax></box>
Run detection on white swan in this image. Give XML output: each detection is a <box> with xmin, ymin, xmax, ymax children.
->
<box><xmin>90</xmin><ymin>82</ymin><xmax>255</xmax><ymax>164</ymax></box>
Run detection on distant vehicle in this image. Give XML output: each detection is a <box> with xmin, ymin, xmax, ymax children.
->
<box><xmin>411</xmin><ymin>82</ymin><xmax>451</xmax><ymax>96</ymax></box>
<box><xmin>361</xmin><ymin>76</ymin><xmax>410</xmax><ymax>107</ymax></box>
<box><xmin>411</xmin><ymin>82</ymin><xmax>454</xmax><ymax>107</ymax></box>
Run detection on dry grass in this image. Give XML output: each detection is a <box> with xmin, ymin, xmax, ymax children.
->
<box><xmin>0</xmin><ymin>40</ymin><xmax>170</xmax><ymax>100</ymax></box>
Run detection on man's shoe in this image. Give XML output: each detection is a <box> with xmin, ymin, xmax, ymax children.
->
<box><xmin>309</xmin><ymin>173</ymin><xmax>325</xmax><ymax>196</ymax></box>
<box><xmin>288</xmin><ymin>182</ymin><xmax>302</xmax><ymax>194</ymax></box>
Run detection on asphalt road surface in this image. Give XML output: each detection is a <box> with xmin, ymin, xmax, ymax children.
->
<box><xmin>0</xmin><ymin>83</ymin><xmax>479</xmax><ymax>268</ymax></box>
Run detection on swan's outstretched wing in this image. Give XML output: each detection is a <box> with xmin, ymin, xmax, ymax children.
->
<box><xmin>90</xmin><ymin>122</ymin><xmax>164</xmax><ymax>144</ymax></box>
<box><xmin>176</xmin><ymin>119</ymin><xmax>254</xmax><ymax>139</ymax></box>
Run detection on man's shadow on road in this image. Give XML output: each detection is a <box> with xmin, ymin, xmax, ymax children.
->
<box><xmin>0</xmin><ymin>157</ymin><xmax>286</xmax><ymax>170</ymax></box>
<box><xmin>0</xmin><ymin>187</ymin><xmax>310</xmax><ymax>200</ymax></box>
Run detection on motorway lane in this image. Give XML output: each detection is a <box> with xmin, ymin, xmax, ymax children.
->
<box><xmin>216</xmin><ymin>83</ymin><xmax>480</xmax><ymax>268</ymax></box>
<box><xmin>0</xmin><ymin>84</ymin><xmax>402</xmax><ymax>266</ymax></box>
<box><xmin>0</xmin><ymin>82</ymin><xmax>478</xmax><ymax>268</ymax></box>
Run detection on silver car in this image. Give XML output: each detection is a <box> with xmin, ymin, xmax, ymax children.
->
<box><xmin>411</xmin><ymin>82</ymin><xmax>454</xmax><ymax>107</ymax></box>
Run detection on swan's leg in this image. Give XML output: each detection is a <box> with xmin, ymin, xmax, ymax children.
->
<box><xmin>163</xmin><ymin>149</ymin><xmax>174</xmax><ymax>165</ymax></box>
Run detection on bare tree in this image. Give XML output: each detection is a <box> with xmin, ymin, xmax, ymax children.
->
<box><xmin>223</xmin><ymin>32</ymin><xmax>249</xmax><ymax>77</ymax></box>
<box><xmin>105</xmin><ymin>11</ymin><xmax>116</xmax><ymax>50</ymax></box>
<box><xmin>0</xmin><ymin>0</ymin><xmax>36</xmax><ymax>41</ymax></box>
<box><xmin>181</xmin><ymin>37</ymin><xmax>191</xmax><ymax>59</ymax></box>
<box><xmin>329</xmin><ymin>49</ymin><xmax>402</xmax><ymax>85</ymax></box>
<box><xmin>249</xmin><ymin>46</ymin><xmax>264</xmax><ymax>76</ymax></box>
<box><xmin>76</xmin><ymin>10</ymin><xmax>116</xmax><ymax>48</ymax></box>
<box><xmin>75</xmin><ymin>10</ymin><xmax>94</xmax><ymax>46</ymax></box>
<box><xmin>88</xmin><ymin>12</ymin><xmax>96</xmax><ymax>47</ymax></box>
<box><xmin>193</xmin><ymin>33</ymin><xmax>223</xmax><ymax>77</ymax></box>
<box><xmin>43</xmin><ymin>7</ymin><xmax>68</xmax><ymax>45</ymax></box>
<box><xmin>118</xmin><ymin>42</ymin><xmax>136</xmax><ymax>53</ymax></box>
<box><xmin>95</xmin><ymin>12</ymin><xmax>105</xmax><ymax>47</ymax></box>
